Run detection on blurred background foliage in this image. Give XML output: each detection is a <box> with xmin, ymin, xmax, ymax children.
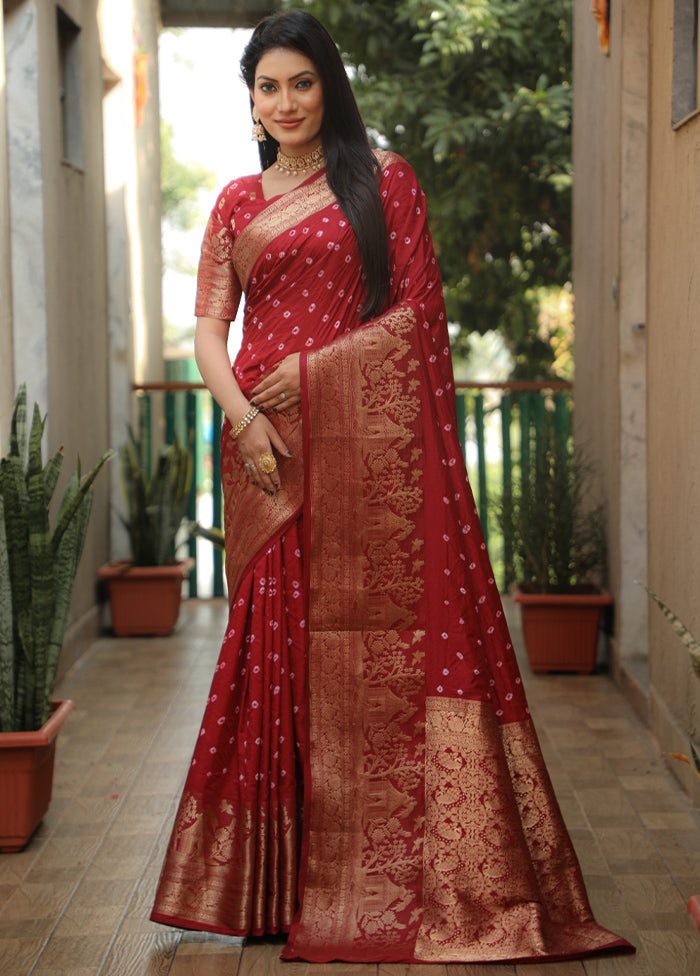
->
<box><xmin>292</xmin><ymin>0</ymin><xmax>573</xmax><ymax>379</ymax></box>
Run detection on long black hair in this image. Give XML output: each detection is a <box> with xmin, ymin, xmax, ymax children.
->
<box><xmin>240</xmin><ymin>10</ymin><xmax>389</xmax><ymax>319</ymax></box>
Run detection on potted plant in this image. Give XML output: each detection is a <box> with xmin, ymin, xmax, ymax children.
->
<box><xmin>0</xmin><ymin>385</ymin><xmax>112</xmax><ymax>850</ymax></box>
<box><xmin>496</xmin><ymin>413</ymin><xmax>611</xmax><ymax>673</ymax></box>
<box><xmin>98</xmin><ymin>426</ymin><xmax>194</xmax><ymax>636</ymax></box>
<box><xmin>639</xmin><ymin>583</ymin><xmax>700</xmax><ymax>936</ymax></box>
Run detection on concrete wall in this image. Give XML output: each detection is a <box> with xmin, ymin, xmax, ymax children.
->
<box><xmin>646</xmin><ymin>1</ymin><xmax>700</xmax><ymax>801</ymax></box>
<box><xmin>572</xmin><ymin>0</ymin><xmax>622</xmax><ymax>547</ymax></box>
<box><xmin>574</xmin><ymin>1</ymin><xmax>700</xmax><ymax>802</ymax></box>
<box><xmin>573</xmin><ymin>0</ymin><xmax>649</xmax><ymax>694</ymax></box>
<box><xmin>2</xmin><ymin>0</ymin><xmax>108</xmax><ymax>668</ymax></box>
<box><xmin>1</xmin><ymin>0</ymin><xmax>163</xmax><ymax>674</ymax></box>
<box><xmin>0</xmin><ymin>8</ymin><xmax>13</xmax><ymax>445</ymax></box>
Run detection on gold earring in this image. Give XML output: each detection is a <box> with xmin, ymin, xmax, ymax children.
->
<box><xmin>251</xmin><ymin>106</ymin><xmax>266</xmax><ymax>143</ymax></box>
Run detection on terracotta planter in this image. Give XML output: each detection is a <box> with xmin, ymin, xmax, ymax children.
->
<box><xmin>98</xmin><ymin>559</ymin><xmax>194</xmax><ymax>637</ymax></box>
<box><xmin>513</xmin><ymin>587</ymin><xmax>613</xmax><ymax>674</ymax></box>
<box><xmin>688</xmin><ymin>895</ymin><xmax>700</xmax><ymax>936</ymax></box>
<box><xmin>0</xmin><ymin>699</ymin><xmax>74</xmax><ymax>852</ymax></box>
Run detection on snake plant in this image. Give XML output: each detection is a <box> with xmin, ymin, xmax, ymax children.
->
<box><xmin>639</xmin><ymin>582</ymin><xmax>700</xmax><ymax>782</ymax></box>
<box><xmin>0</xmin><ymin>385</ymin><xmax>112</xmax><ymax>733</ymax></box>
<box><xmin>119</xmin><ymin>426</ymin><xmax>193</xmax><ymax>566</ymax></box>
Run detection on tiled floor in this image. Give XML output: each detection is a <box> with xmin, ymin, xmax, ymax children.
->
<box><xmin>1</xmin><ymin>599</ymin><xmax>699</xmax><ymax>975</ymax></box>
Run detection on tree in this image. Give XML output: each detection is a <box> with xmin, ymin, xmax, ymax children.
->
<box><xmin>161</xmin><ymin>118</ymin><xmax>217</xmax><ymax>234</ymax></box>
<box><xmin>293</xmin><ymin>0</ymin><xmax>572</xmax><ymax>376</ymax></box>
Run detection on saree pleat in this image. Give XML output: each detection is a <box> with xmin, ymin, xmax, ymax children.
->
<box><xmin>151</xmin><ymin>523</ymin><xmax>306</xmax><ymax>935</ymax></box>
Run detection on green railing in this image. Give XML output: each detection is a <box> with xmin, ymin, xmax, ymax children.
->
<box><xmin>133</xmin><ymin>379</ymin><xmax>572</xmax><ymax>595</ymax></box>
<box><xmin>456</xmin><ymin>381</ymin><xmax>573</xmax><ymax>589</ymax></box>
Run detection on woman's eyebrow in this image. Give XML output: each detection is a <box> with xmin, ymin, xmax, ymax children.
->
<box><xmin>257</xmin><ymin>70</ymin><xmax>317</xmax><ymax>83</ymax></box>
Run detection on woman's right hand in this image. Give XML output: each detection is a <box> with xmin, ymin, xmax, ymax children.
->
<box><xmin>235</xmin><ymin>412</ymin><xmax>292</xmax><ymax>494</ymax></box>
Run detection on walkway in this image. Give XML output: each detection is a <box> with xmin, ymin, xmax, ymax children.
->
<box><xmin>1</xmin><ymin>599</ymin><xmax>699</xmax><ymax>975</ymax></box>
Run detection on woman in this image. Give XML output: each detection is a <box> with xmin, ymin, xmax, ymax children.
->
<box><xmin>151</xmin><ymin>10</ymin><xmax>633</xmax><ymax>965</ymax></box>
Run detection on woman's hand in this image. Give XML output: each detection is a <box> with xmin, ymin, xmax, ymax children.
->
<box><xmin>236</xmin><ymin>412</ymin><xmax>291</xmax><ymax>495</ymax></box>
<box><xmin>250</xmin><ymin>353</ymin><xmax>301</xmax><ymax>413</ymax></box>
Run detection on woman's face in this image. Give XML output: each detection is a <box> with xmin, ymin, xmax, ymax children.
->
<box><xmin>250</xmin><ymin>47</ymin><xmax>324</xmax><ymax>157</ymax></box>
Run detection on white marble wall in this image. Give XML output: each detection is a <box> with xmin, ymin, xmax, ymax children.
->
<box><xmin>4</xmin><ymin>0</ymin><xmax>49</xmax><ymax>429</ymax></box>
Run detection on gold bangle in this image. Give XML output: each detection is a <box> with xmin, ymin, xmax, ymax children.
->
<box><xmin>230</xmin><ymin>405</ymin><xmax>260</xmax><ymax>439</ymax></box>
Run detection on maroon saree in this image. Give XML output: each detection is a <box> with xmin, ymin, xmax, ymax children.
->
<box><xmin>151</xmin><ymin>153</ymin><xmax>633</xmax><ymax>963</ymax></box>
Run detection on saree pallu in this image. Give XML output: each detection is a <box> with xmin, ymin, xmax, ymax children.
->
<box><xmin>151</xmin><ymin>152</ymin><xmax>633</xmax><ymax>962</ymax></box>
<box><xmin>280</xmin><ymin>305</ymin><xmax>632</xmax><ymax>964</ymax></box>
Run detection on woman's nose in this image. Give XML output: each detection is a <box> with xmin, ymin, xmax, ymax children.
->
<box><xmin>278</xmin><ymin>86</ymin><xmax>296</xmax><ymax>112</ymax></box>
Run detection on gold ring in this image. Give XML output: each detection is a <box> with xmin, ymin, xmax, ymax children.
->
<box><xmin>258</xmin><ymin>453</ymin><xmax>277</xmax><ymax>473</ymax></box>
<box><xmin>279</xmin><ymin>391</ymin><xmax>287</xmax><ymax>400</ymax></box>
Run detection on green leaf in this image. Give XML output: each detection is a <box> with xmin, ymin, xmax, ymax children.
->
<box><xmin>42</xmin><ymin>450</ymin><xmax>64</xmax><ymax>505</ymax></box>
<box><xmin>118</xmin><ymin>429</ymin><xmax>192</xmax><ymax>566</ymax></box>
<box><xmin>51</xmin><ymin>450</ymin><xmax>113</xmax><ymax>556</ymax></box>
<box><xmin>0</xmin><ymin>497</ymin><xmax>16</xmax><ymax>732</ymax></box>
<box><xmin>8</xmin><ymin>382</ymin><xmax>27</xmax><ymax>460</ymax></box>
<box><xmin>0</xmin><ymin>454</ymin><xmax>33</xmax><ymax>726</ymax></box>
<box><xmin>42</xmin><ymin>481</ymin><xmax>94</xmax><ymax>727</ymax></box>
<box><xmin>638</xmin><ymin>582</ymin><xmax>700</xmax><ymax>681</ymax></box>
<box><xmin>26</xmin><ymin>404</ymin><xmax>53</xmax><ymax>729</ymax></box>
<box><xmin>0</xmin><ymin>386</ymin><xmax>112</xmax><ymax>730</ymax></box>
<box><xmin>189</xmin><ymin>521</ymin><xmax>225</xmax><ymax>550</ymax></box>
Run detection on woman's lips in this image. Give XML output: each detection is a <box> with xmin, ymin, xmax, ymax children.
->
<box><xmin>276</xmin><ymin>119</ymin><xmax>304</xmax><ymax>127</ymax></box>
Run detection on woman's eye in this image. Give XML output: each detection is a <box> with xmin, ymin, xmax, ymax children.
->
<box><xmin>260</xmin><ymin>83</ymin><xmax>276</xmax><ymax>93</ymax></box>
<box><xmin>296</xmin><ymin>79</ymin><xmax>312</xmax><ymax>89</ymax></box>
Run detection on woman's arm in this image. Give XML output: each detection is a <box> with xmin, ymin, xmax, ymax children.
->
<box><xmin>195</xmin><ymin>316</ymin><xmax>291</xmax><ymax>493</ymax></box>
<box><xmin>194</xmin><ymin>317</ymin><xmax>250</xmax><ymax>423</ymax></box>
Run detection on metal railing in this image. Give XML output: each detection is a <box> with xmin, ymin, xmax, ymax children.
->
<box><xmin>133</xmin><ymin>379</ymin><xmax>573</xmax><ymax>595</ymax></box>
<box><xmin>133</xmin><ymin>382</ymin><xmax>222</xmax><ymax>599</ymax></box>
<box><xmin>455</xmin><ymin>381</ymin><xmax>573</xmax><ymax>589</ymax></box>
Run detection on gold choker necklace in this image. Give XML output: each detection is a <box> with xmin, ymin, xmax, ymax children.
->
<box><xmin>274</xmin><ymin>145</ymin><xmax>326</xmax><ymax>176</ymax></box>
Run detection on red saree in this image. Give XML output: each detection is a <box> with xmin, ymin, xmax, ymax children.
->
<box><xmin>151</xmin><ymin>152</ymin><xmax>633</xmax><ymax>963</ymax></box>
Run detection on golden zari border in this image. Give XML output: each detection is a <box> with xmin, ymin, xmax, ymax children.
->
<box><xmin>222</xmin><ymin>409</ymin><xmax>304</xmax><ymax>603</ymax></box>
<box><xmin>195</xmin><ymin>209</ymin><xmax>243</xmax><ymax>321</ymax></box>
<box><xmin>286</xmin><ymin>305</ymin><xmax>427</xmax><ymax>956</ymax></box>
<box><xmin>416</xmin><ymin>698</ymin><xmax>619</xmax><ymax>962</ymax></box>
<box><xmin>232</xmin><ymin>174</ymin><xmax>336</xmax><ymax>292</ymax></box>
<box><xmin>306</xmin><ymin>304</ymin><xmax>424</xmax><ymax>632</ymax></box>
<box><xmin>152</xmin><ymin>789</ymin><xmax>298</xmax><ymax>934</ymax></box>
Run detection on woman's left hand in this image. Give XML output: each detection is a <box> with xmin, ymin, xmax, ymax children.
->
<box><xmin>251</xmin><ymin>353</ymin><xmax>301</xmax><ymax>413</ymax></box>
